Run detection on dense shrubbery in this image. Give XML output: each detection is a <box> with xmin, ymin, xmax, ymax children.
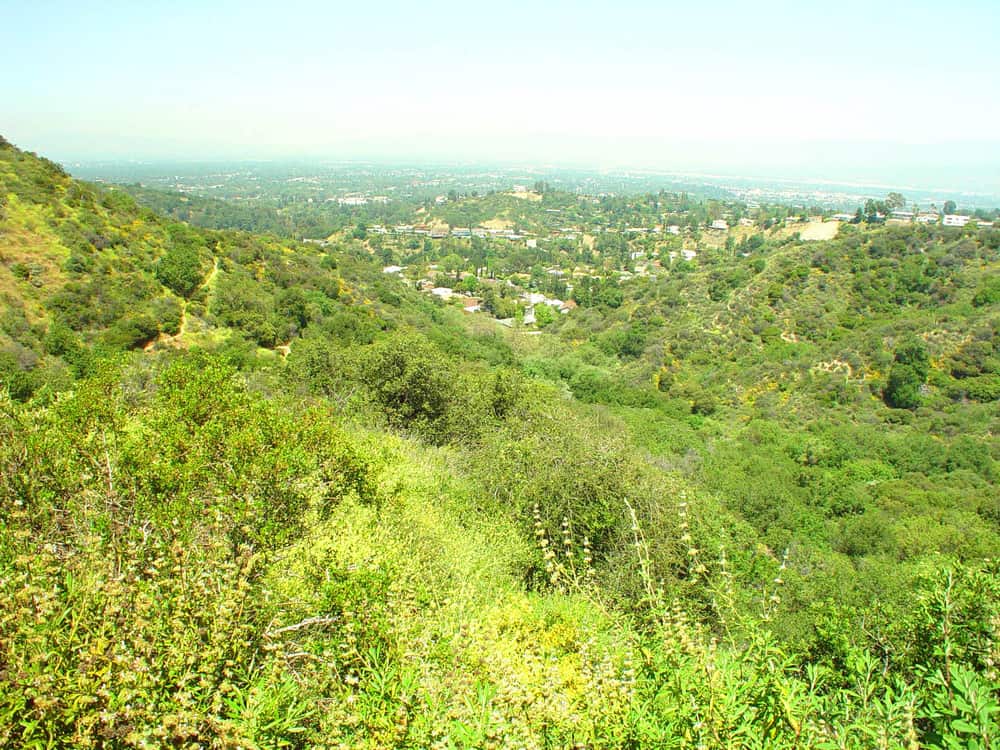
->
<box><xmin>2</xmin><ymin>357</ymin><xmax>997</xmax><ymax>748</ymax></box>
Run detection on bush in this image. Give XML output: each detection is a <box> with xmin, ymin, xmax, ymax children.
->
<box><xmin>360</xmin><ymin>333</ymin><xmax>460</xmax><ymax>442</ymax></box>
<box><xmin>471</xmin><ymin>405</ymin><xmax>643</xmax><ymax>559</ymax></box>
<box><xmin>884</xmin><ymin>340</ymin><xmax>929</xmax><ymax>410</ymax></box>
<box><xmin>155</xmin><ymin>243</ymin><xmax>206</xmax><ymax>298</ymax></box>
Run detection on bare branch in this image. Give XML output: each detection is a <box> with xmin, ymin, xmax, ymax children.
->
<box><xmin>264</xmin><ymin>615</ymin><xmax>338</xmax><ymax>638</ymax></box>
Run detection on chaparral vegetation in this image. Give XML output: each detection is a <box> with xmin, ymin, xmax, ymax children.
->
<box><xmin>2</xmin><ymin>136</ymin><xmax>998</xmax><ymax>748</ymax></box>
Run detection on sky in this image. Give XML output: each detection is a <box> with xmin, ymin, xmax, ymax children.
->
<box><xmin>3</xmin><ymin>0</ymin><xmax>1000</xmax><ymax>189</ymax></box>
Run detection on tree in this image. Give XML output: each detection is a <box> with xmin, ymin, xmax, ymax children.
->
<box><xmin>361</xmin><ymin>333</ymin><xmax>456</xmax><ymax>439</ymax></box>
<box><xmin>156</xmin><ymin>242</ymin><xmax>206</xmax><ymax>298</ymax></box>
<box><xmin>534</xmin><ymin>302</ymin><xmax>555</xmax><ymax>328</ymax></box>
<box><xmin>884</xmin><ymin>339</ymin><xmax>929</xmax><ymax>410</ymax></box>
<box><xmin>944</xmin><ymin>200</ymin><xmax>957</xmax><ymax>215</ymax></box>
<box><xmin>441</xmin><ymin>253</ymin><xmax>464</xmax><ymax>281</ymax></box>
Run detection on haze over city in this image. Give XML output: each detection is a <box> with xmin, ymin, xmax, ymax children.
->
<box><xmin>4</xmin><ymin>0</ymin><xmax>999</xmax><ymax>191</ymax></box>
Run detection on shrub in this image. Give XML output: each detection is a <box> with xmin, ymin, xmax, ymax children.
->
<box><xmin>360</xmin><ymin>333</ymin><xmax>459</xmax><ymax>442</ymax></box>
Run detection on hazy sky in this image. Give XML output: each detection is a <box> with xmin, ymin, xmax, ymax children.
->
<box><xmin>4</xmin><ymin>0</ymin><xmax>999</xmax><ymax>186</ymax></box>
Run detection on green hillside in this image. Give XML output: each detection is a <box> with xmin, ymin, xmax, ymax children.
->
<box><xmin>2</xmin><ymin>137</ymin><xmax>998</xmax><ymax>748</ymax></box>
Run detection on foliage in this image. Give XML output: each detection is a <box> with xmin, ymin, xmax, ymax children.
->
<box><xmin>1</xmin><ymin>139</ymin><xmax>999</xmax><ymax>747</ymax></box>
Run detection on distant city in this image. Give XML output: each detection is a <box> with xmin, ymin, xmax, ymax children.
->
<box><xmin>66</xmin><ymin>160</ymin><xmax>1000</xmax><ymax>213</ymax></box>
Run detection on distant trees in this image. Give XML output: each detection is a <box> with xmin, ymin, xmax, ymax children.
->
<box><xmin>440</xmin><ymin>253</ymin><xmax>465</xmax><ymax>281</ymax></box>
<box><xmin>944</xmin><ymin>200</ymin><xmax>957</xmax><ymax>215</ymax></box>
<box><xmin>859</xmin><ymin>193</ymin><xmax>906</xmax><ymax>223</ymax></box>
<box><xmin>863</xmin><ymin>199</ymin><xmax>888</xmax><ymax>222</ymax></box>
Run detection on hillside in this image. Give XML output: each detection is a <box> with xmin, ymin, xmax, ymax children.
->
<box><xmin>2</xmin><ymin>137</ymin><xmax>999</xmax><ymax>748</ymax></box>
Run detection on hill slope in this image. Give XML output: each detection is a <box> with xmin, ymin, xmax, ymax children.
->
<box><xmin>1</xmin><ymin>137</ymin><xmax>998</xmax><ymax>748</ymax></box>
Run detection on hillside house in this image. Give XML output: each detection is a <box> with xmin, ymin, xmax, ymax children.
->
<box><xmin>943</xmin><ymin>214</ymin><xmax>970</xmax><ymax>227</ymax></box>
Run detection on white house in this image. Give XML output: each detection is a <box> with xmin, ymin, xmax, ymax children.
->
<box><xmin>943</xmin><ymin>214</ymin><xmax>970</xmax><ymax>227</ymax></box>
<box><xmin>382</xmin><ymin>265</ymin><xmax>404</xmax><ymax>274</ymax></box>
<box><xmin>710</xmin><ymin>219</ymin><xmax>729</xmax><ymax>231</ymax></box>
<box><xmin>431</xmin><ymin>287</ymin><xmax>453</xmax><ymax>299</ymax></box>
